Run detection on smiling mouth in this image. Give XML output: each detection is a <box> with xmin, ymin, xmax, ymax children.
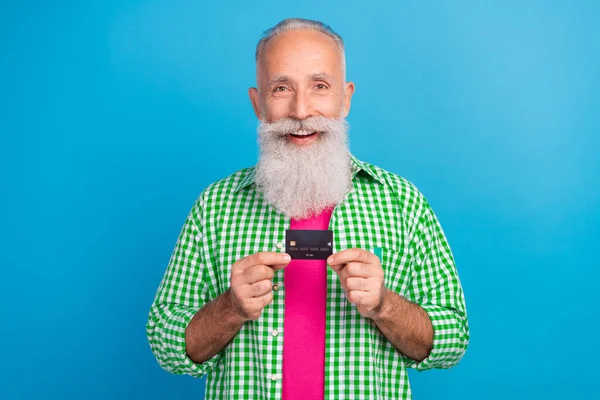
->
<box><xmin>289</xmin><ymin>130</ymin><xmax>319</xmax><ymax>138</ymax></box>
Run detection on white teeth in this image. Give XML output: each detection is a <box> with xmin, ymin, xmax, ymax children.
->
<box><xmin>292</xmin><ymin>130</ymin><xmax>317</xmax><ymax>136</ymax></box>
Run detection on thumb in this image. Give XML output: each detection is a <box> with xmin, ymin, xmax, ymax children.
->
<box><xmin>269</xmin><ymin>253</ymin><xmax>292</xmax><ymax>271</ymax></box>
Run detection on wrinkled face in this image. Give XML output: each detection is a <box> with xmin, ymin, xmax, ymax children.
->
<box><xmin>249</xmin><ymin>30</ymin><xmax>355</xmax><ymax>146</ymax></box>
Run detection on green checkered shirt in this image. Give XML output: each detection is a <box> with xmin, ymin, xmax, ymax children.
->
<box><xmin>147</xmin><ymin>156</ymin><xmax>469</xmax><ymax>399</ymax></box>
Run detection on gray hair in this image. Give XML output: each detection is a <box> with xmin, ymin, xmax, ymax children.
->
<box><xmin>255</xmin><ymin>18</ymin><xmax>346</xmax><ymax>79</ymax></box>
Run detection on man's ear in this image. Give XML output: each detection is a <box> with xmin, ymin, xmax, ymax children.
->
<box><xmin>342</xmin><ymin>82</ymin><xmax>355</xmax><ymax>118</ymax></box>
<box><xmin>249</xmin><ymin>87</ymin><xmax>262</xmax><ymax>119</ymax></box>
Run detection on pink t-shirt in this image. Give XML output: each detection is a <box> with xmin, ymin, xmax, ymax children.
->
<box><xmin>282</xmin><ymin>208</ymin><xmax>333</xmax><ymax>400</ymax></box>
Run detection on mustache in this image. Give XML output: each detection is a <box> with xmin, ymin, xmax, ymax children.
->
<box><xmin>259</xmin><ymin>116</ymin><xmax>347</xmax><ymax>137</ymax></box>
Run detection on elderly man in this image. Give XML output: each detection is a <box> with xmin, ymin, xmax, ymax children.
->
<box><xmin>147</xmin><ymin>18</ymin><xmax>469</xmax><ymax>399</ymax></box>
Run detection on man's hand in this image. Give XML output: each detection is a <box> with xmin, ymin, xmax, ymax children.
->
<box><xmin>228</xmin><ymin>252</ymin><xmax>291</xmax><ymax>321</ymax></box>
<box><xmin>327</xmin><ymin>249</ymin><xmax>386</xmax><ymax>319</ymax></box>
<box><xmin>185</xmin><ymin>252</ymin><xmax>290</xmax><ymax>363</ymax></box>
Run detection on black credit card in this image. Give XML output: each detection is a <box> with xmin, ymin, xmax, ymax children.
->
<box><xmin>285</xmin><ymin>229</ymin><xmax>333</xmax><ymax>260</ymax></box>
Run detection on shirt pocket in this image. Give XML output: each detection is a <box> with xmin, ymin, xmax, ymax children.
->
<box><xmin>374</xmin><ymin>246</ymin><xmax>414</xmax><ymax>297</ymax></box>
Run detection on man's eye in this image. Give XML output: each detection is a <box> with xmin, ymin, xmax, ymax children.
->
<box><xmin>274</xmin><ymin>86</ymin><xmax>287</xmax><ymax>92</ymax></box>
<box><xmin>315</xmin><ymin>84</ymin><xmax>328</xmax><ymax>90</ymax></box>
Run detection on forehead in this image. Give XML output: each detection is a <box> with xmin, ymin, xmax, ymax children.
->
<box><xmin>258</xmin><ymin>30</ymin><xmax>342</xmax><ymax>81</ymax></box>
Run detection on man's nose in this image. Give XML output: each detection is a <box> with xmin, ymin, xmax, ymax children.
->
<box><xmin>289</xmin><ymin>89</ymin><xmax>313</xmax><ymax>120</ymax></box>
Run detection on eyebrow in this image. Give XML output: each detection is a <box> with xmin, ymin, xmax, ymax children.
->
<box><xmin>267</xmin><ymin>73</ymin><xmax>335</xmax><ymax>86</ymax></box>
<box><xmin>268</xmin><ymin>75</ymin><xmax>292</xmax><ymax>86</ymax></box>
<box><xmin>309</xmin><ymin>72</ymin><xmax>334</xmax><ymax>82</ymax></box>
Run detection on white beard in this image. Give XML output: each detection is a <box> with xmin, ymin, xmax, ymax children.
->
<box><xmin>255</xmin><ymin>116</ymin><xmax>353</xmax><ymax>219</ymax></box>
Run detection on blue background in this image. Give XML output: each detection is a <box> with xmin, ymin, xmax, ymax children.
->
<box><xmin>1</xmin><ymin>0</ymin><xmax>599</xmax><ymax>398</ymax></box>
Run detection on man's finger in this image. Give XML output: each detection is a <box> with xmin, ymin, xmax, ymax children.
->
<box><xmin>329</xmin><ymin>262</ymin><xmax>346</xmax><ymax>274</ymax></box>
<box><xmin>347</xmin><ymin>290</ymin><xmax>369</xmax><ymax>305</ymax></box>
<box><xmin>346</xmin><ymin>276</ymin><xmax>369</xmax><ymax>291</ymax></box>
<box><xmin>330</xmin><ymin>262</ymin><xmax>371</xmax><ymax>279</ymax></box>
<box><xmin>243</xmin><ymin>265</ymin><xmax>274</xmax><ymax>284</ymax></box>
<box><xmin>270</xmin><ymin>260</ymin><xmax>290</xmax><ymax>271</ymax></box>
<box><xmin>257</xmin><ymin>291</ymin><xmax>274</xmax><ymax>308</ymax></box>
<box><xmin>238</xmin><ymin>252</ymin><xmax>291</xmax><ymax>271</ymax></box>
<box><xmin>345</xmin><ymin>262</ymin><xmax>372</xmax><ymax>278</ymax></box>
<box><xmin>248</xmin><ymin>279</ymin><xmax>274</xmax><ymax>297</ymax></box>
<box><xmin>327</xmin><ymin>248</ymin><xmax>377</xmax><ymax>266</ymax></box>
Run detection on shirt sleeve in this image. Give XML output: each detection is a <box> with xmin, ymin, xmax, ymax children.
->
<box><xmin>146</xmin><ymin>195</ymin><xmax>222</xmax><ymax>377</ymax></box>
<box><xmin>403</xmin><ymin>199</ymin><xmax>470</xmax><ymax>371</ymax></box>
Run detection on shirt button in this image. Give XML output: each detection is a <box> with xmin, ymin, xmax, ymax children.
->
<box><xmin>272</xmin><ymin>329</ymin><xmax>278</xmax><ymax>337</ymax></box>
<box><xmin>271</xmin><ymin>374</ymin><xmax>278</xmax><ymax>381</ymax></box>
<box><xmin>276</xmin><ymin>242</ymin><xmax>283</xmax><ymax>249</ymax></box>
<box><xmin>272</xmin><ymin>284</ymin><xmax>279</xmax><ymax>291</ymax></box>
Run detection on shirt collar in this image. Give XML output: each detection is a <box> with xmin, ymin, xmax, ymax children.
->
<box><xmin>233</xmin><ymin>154</ymin><xmax>385</xmax><ymax>193</ymax></box>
